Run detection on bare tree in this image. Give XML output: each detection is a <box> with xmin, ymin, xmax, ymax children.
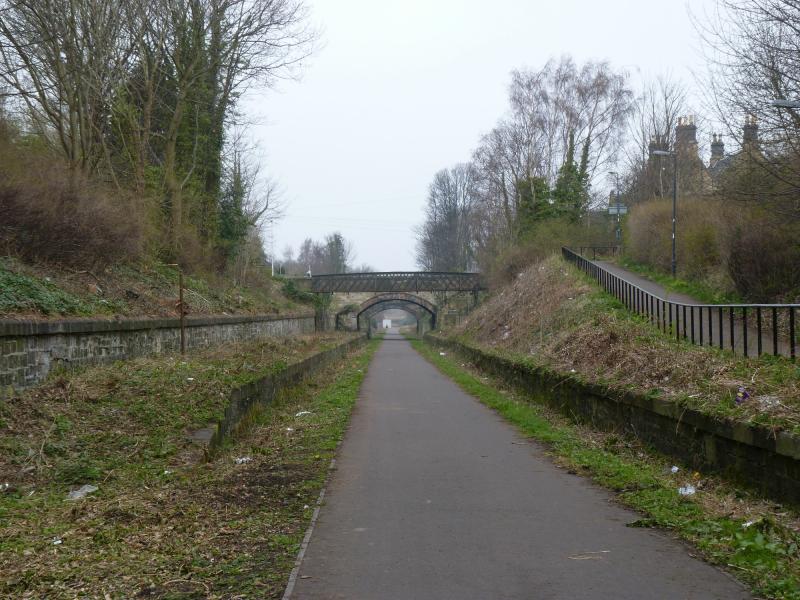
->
<box><xmin>0</xmin><ymin>0</ymin><xmax>140</xmax><ymax>176</ymax></box>
<box><xmin>623</xmin><ymin>75</ymin><xmax>690</xmax><ymax>202</ymax></box>
<box><xmin>696</xmin><ymin>0</ymin><xmax>800</xmax><ymax>219</ymax></box>
<box><xmin>466</xmin><ymin>57</ymin><xmax>632</xmax><ymax>265</ymax></box>
<box><xmin>415</xmin><ymin>164</ymin><xmax>476</xmax><ymax>271</ymax></box>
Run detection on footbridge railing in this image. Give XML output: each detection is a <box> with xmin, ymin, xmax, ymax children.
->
<box><xmin>293</xmin><ymin>271</ymin><xmax>485</xmax><ymax>294</ymax></box>
<box><xmin>562</xmin><ymin>247</ymin><xmax>798</xmax><ymax>359</ymax></box>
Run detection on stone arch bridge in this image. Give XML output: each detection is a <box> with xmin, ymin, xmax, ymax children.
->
<box><xmin>291</xmin><ymin>271</ymin><xmax>486</xmax><ymax>333</ymax></box>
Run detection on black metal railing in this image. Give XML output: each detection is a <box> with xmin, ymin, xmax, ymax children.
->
<box><xmin>562</xmin><ymin>247</ymin><xmax>799</xmax><ymax>359</ymax></box>
<box><xmin>573</xmin><ymin>245</ymin><xmax>622</xmax><ymax>260</ymax></box>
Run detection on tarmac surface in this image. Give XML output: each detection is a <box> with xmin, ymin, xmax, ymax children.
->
<box><xmin>288</xmin><ymin>332</ymin><xmax>751</xmax><ymax>599</ymax></box>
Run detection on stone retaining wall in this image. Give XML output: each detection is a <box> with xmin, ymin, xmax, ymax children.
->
<box><xmin>426</xmin><ymin>335</ymin><xmax>800</xmax><ymax>505</ymax></box>
<box><xmin>0</xmin><ymin>313</ymin><xmax>315</xmax><ymax>394</ymax></box>
<box><xmin>210</xmin><ymin>335</ymin><xmax>368</xmax><ymax>449</ymax></box>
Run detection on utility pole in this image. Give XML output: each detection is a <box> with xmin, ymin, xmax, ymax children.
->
<box><xmin>268</xmin><ymin>218</ymin><xmax>276</xmax><ymax>277</ymax></box>
<box><xmin>651</xmin><ymin>150</ymin><xmax>678</xmax><ymax>276</ymax></box>
<box><xmin>607</xmin><ymin>171</ymin><xmax>626</xmax><ymax>243</ymax></box>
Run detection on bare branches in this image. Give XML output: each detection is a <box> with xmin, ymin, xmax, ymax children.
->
<box><xmin>415</xmin><ymin>164</ymin><xmax>477</xmax><ymax>271</ymax></box>
<box><xmin>696</xmin><ymin>0</ymin><xmax>800</xmax><ymax>220</ymax></box>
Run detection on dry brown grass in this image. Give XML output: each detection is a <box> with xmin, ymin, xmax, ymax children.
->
<box><xmin>0</xmin><ymin>152</ymin><xmax>145</xmax><ymax>269</ymax></box>
<box><xmin>448</xmin><ymin>254</ymin><xmax>800</xmax><ymax>431</ymax></box>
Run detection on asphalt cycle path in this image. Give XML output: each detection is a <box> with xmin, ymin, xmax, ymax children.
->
<box><xmin>287</xmin><ymin>334</ymin><xmax>750</xmax><ymax>600</ymax></box>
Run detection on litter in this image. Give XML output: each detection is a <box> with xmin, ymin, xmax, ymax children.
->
<box><xmin>187</xmin><ymin>377</ymin><xmax>195</xmax><ymax>382</ymax></box>
<box><xmin>66</xmin><ymin>484</ymin><xmax>98</xmax><ymax>501</ymax></box>
<box><xmin>678</xmin><ymin>485</ymin><xmax>696</xmax><ymax>496</ymax></box>
<box><xmin>163</xmin><ymin>470</ymin><xmax>172</xmax><ymax>475</ymax></box>
<box><xmin>52</xmin><ymin>538</ymin><xmax>62</xmax><ymax>545</ymax></box>
<box><xmin>439</xmin><ymin>352</ymin><xmax>446</xmax><ymax>356</ymax></box>
<box><xmin>568</xmin><ymin>550</ymin><xmax>610</xmax><ymax>560</ymax></box>
<box><xmin>303</xmin><ymin>504</ymin><xmax>310</xmax><ymax>510</ymax></box>
<box><xmin>0</xmin><ymin>482</ymin><xmax>10</xmax><ymax>493</ymax></box>
<box><xmin>234</xmin><ymin>457</ymin><xmax>252</xmax><ymax>465</ymax></box>
<box><xmin>670</xmin><ymin>466</ymin><xmax>680</xmax><ymax>474</ymax></box>
<box><xmin>757</xmin><ymin>395</ymin><xmax>781</xmax><ymax>409</ymax></box>
<box><xmin>735</xmin><ymin>386</ymin><xmax>750</xmax><ymax>405</ymax></box>
<box><xmin>286</xmin><ymin>427</ymin><xmax>294</xmax><ymax>432</ymax></box>
<box><xmin>295</xmin><ymin>411</ymin><xmax>312</xmax><ymax>417</ymax></box>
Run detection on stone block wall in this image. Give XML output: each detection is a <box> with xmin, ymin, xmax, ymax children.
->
<box><xmin>0</xmin><ymin>313</ymin><xmax>315</xmax><ymax>394</ymax></box>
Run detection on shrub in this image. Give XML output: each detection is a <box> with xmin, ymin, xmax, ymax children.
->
<box><xmin>488</xmin><ymin>217</ymin><xmax>615</xmax><ymax>286</ymax></box>
<box><xmin>0</xmin><ymin>147</ymin><xmax>144</xmax><ymax>268</ymax></box>
<box><xmin>625</xmin><ymin>197</ymin><xmax>800</xmax><ymax>302</ymax></box>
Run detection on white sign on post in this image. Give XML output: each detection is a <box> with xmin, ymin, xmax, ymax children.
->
<box><xmin>608</xmin><ymin>204</ymin><xmax>628</xmax><ymax>215</ymax></box>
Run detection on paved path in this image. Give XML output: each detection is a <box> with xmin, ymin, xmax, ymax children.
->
<box><xmin>288</xmin><ymin>335</ymin><xmax>749</xmax><ymax>599</ymax></box>
<box><xmin>595</xmin><ymin>261</ymin><xmax>701</xmax><ymax>305</ymax></box>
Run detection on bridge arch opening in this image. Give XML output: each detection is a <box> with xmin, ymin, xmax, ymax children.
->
<box><xmin>336</xmin><ymin>293</ymin><xmax>438</xmax><ymax>333</ymax></box>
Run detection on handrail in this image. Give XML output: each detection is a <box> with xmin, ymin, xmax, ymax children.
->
<box><xmin>562</xmin><ymin>247</ymin><xmax>798</xmax><ymax>359</ymax></box>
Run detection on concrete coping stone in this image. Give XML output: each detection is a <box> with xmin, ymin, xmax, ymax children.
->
<box><xmin>0</xmin><ymin>312</ymin><xmax>315</xmax><ymax>338</ymax></box>
<box><xmin>429</xmin><ymin>335</ymin><xmax>800</xmax><ymax>463</ymax></box>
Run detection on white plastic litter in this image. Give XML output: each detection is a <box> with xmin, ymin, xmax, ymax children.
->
<box><xmin>163</xmin><ymin>470</ymin><xmax>172</xmax><ymax>475</ymax></box>
<box><xmin>678</xmin><ymin>485</ymin><xmax>696</xmax><ymax>496</ymax></box>
<box><xmin>439</xmin><ymin>352</ymin><xmax>446</xmax><ymax>356</ymax></box>
<box><xmin>187</xmin><ymin>377</ymin><xmax>195</xmax><ymax>382</ymax></box>
<box><xmin>66</xmin><ymin>484</ymin><xmax>98</xmax><ymax>501</ymax></box>
<box><xmin>286</xmin><ymin>427</ymin><xmax>294</xmax><ymax>432</ymax></box>
<box><xmin>758</xmin><ymin>395</ymin><xmax>781</xmax><ymax>409</ymax></box>
<box><xmin>52</xmin><ymin>537</ymin><xmax>62</xmax><ymax>545</ymax></box>
<box><xmin>234</xmin><ymin>457</ymin><xmax>252</xmax><ymax>465</ymax></box>
<box><xmin>0</xmin><ymin>482</ymin><xmax>10</xmax><ymax>492</ymax></box>
<box><xmin>670</xmin><ymin>466</ymin><xmax>680</xmax><ymax>474</ymax></box>
<box><xmin>295</xmin><ymin>411</ymin><xmax>312</xmax><ymax>417</ymax></box>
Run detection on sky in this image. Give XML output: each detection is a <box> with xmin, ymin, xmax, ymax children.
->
<box><xmin>243</xmin><ymin>0</ymin><xmax>716</xmax><ymax>271</ymax></box>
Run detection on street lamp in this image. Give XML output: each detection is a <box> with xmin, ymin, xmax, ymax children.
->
<box><xmin>608</xmin><ymin>171</ymin><xmax>624</xmax><ymax>241</ymax></box>
<box><xmin>652</xmin><ymin>149</ymin><xmax>678</xmax><ymax>277</ymax></box>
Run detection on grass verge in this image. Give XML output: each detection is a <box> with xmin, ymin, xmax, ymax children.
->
<box><xmin>411</xmin><ymin>338</ymin><xmax>800</xmax><ymax>600</ymax></box>
<box><xmin>1</xmin><ymin>335</ymin><xmax>378</xmax><ymax>598</ymax></box>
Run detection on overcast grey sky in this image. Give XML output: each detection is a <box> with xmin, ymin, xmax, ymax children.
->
<box><xmin>244</xmin><ymin>0</ymin><xmax>715</xmax><ymax>271</ymax></box>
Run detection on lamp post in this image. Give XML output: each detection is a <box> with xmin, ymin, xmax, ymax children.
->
<box><xmin>608</xmin><ymin>171</ymin><xmax>623</xmax><ymax>241</ymax></box>
<box><xmin>652</xmin><ymin>149</ymin><xmax>678</xmax><ymax>276</ymax></box>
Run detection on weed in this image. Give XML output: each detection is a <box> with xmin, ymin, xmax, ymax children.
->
<box><xmin>0</xmin><ymin>334</ymin><xmax>377</xmax><ymax>598</ymax></box>
<box><xmin>0</xmin><ymin>263</ymin><xmax>120</xmax><ymax>316</ymax></box>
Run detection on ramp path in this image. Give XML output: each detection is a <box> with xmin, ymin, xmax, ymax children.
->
<box><xmin>288</xmin><ymin>333</ymin><xmax>749</xmax><ymax>600</ymax></box>
<box><xmin>593</xmin><ymin>260</ymin><xmax>793</xmax><ymax>357</ymax></box>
